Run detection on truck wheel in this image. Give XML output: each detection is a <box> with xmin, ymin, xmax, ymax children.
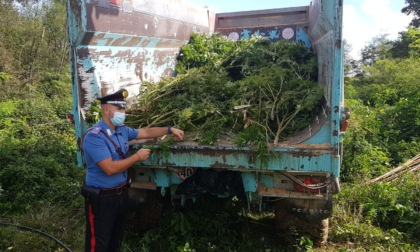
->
<box><xmin>274</xmin><ymin>200</ymin><xmax>328</xmax><ymax>247</ymax></box>
<box><xmin>127</xmin><ymin>188</ymin><xmax>170</xmax><ymax>230</ymax></box>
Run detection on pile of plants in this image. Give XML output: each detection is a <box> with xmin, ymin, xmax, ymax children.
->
<box><xmin>126</xmin><ymin>33</ymin><xmax>323</xmax><ymax>146</ymax></box>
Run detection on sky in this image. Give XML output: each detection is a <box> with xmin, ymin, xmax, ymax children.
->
<box><xmin>187</xmin><ymin>0</ymin><xmax>412</xmax><ymax>59</ymax></box>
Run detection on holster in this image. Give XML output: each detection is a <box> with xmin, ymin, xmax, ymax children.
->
<box><xmin>81</xmin><ymin>184</ymin><xmax>101</xmax><ymax>214</ymax></box>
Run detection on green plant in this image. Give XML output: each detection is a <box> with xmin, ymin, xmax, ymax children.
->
<box><xmin>298</xmin><ymin>236</ymin><xmax>313</xmax><ymax>251</ymax></box>
<box><xmin>0</xmin><ymin>72</ymin><xmax>10</xmax><ymax>81</ymax></box>
<box><xmin>85</xmin><ymin>99</ymin><xmax>102</xmax><ymax>126</ymax></box>
<box><xmin>332</xmin><ymin>176</ymin><xmax>420</xmax><ymax>247</ymax></box>
<box><xmin>126</xmin><ymin>34</ymin><xmax>322</xmax><ymax>153</ymax></box>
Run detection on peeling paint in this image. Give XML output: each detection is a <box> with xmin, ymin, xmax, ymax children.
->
<box><xmin>68</xmin><ymin>0</ymin><xmax>344</xmax><ymax>182</ymax></box>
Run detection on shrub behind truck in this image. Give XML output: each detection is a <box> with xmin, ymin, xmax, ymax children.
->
<box><xmin>67</xmin><ymin>0</ymin><xmax>348</xmax><ymax>244</ymax></box>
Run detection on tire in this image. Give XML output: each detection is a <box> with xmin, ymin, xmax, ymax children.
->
<box><xmin>274</xmin><ymin>200</ymin><xmax>329</xmax><ymax>246</ymax></box>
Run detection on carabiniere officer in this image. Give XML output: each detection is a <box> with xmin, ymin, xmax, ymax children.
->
<box><xmin>81</xmin><ymin>88</ymin><xmax>184</xmax><ymax>252</ymax></box>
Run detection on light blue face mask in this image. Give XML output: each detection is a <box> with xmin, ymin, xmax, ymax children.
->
<box><xmin>110</xmin><ymin>111</ymin><xmax>126</xmax><ymax>126</ymax></box>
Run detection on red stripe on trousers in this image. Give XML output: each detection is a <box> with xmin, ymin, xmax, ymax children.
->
<box><xmin>89</xmin><ymin>205</ymin><xmax>96</xmax><ymax>252</ymax></box>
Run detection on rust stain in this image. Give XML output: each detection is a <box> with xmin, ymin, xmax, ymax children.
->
<box><xmin>69</xmin><ymin>0</ymin><xmax>82</xmax><ymax>25</ymax></box>
<box><xmin>76</xmin><ymin>47</ymin><xmax>90</xmax><ymax>59</ymax></box>
<box><xmin>155</xmin><ymin>39</ymin><xmax>185</xmax><ymax>48</ymax></box>
<box><xmin>210</xmin><ymin>162</ymin><xmax>235</xmax><ymax>169</ymax></box>
<box><xmin>152</xmin><ymin>50</ymin><xmax>170</xmax><ymax>69</ymax></box>
<box><xmin>335</xmin><ymin>39</ymin><xmax>342</xmax><ymax>49</ymax></box>
<box><xmin>140</xmin><ymin>38</ymin><xmax>151</xmax><ymax>47</ymax></box>
<box><xmin>287</xmin><ymin>150</ymin><xmax>320</xmax><ymax>158</ymax></box>
<box><xmin>122</xmin><ymin>37</ymin><xmax>143</xmax><ymax>47</ymax></box>
<box><xmin>135</xmin><ymin>63</ymin><xmax>144</xmax><ymax>82</ymax></box>
<box><xmin>114</xmin><ymin>49</ymin><xmax>132</xmax><ymax>58</ymax></box>
<box><xmin>110</xmin><ymin>37</ymin><xmax>128</xmax><ymax>47</ymax></box>
<box><xmin>162</xmin><ymin>68</ymin><xmax>175</xmax><ymax>77</ymax></box>
<box><xmin>85</xmin><ymin>3</ymin><xmax>209</xmax><ymax>42</ymax></box>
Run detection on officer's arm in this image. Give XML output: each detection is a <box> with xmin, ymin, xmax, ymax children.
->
<box><xmin>97</xmin><ymin>149</ymin><xmax>151</xmax><ymax>175</ymax></box>
<box><xmin>137</xmin><ymin>127</ymin><xmax>184</xmax><ymax>140</ymax></box>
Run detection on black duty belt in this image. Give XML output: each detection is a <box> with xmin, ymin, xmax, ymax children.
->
<box><xmin>100</xmin><ymin>183</ymin><xmax>129</xmax><ymax>195</ymax></box>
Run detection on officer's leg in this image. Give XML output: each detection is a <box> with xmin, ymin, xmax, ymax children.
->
<box><xmin>107</xmin><ymin>192</ymin><xmax>130</xmax><ymax>252</ymax></box>
<box><xmin>86</xmin><ymin>195</ymin><xmax>117</xmax><ymax>252</ymax></box>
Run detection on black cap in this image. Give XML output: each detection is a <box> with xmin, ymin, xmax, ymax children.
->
<box><xmin>97</xmin><ymin>89</ymin><xmax>128</xmax><ymax>108</ymax></box>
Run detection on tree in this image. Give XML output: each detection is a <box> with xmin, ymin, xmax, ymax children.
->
<box><xmin>42</xmin><ymin>0</ymin><xmax>69</xmax><ymax>71</ymax></box>
<box><xmin>360</xmin><ymin>34</ymin><xmax>393</xmax><ymax>66</ymax></box>
<box><xmin>0</xmin><ymin>0</ymin><xmax>69</xmax><ymax>81</ymax></box>
<box><xmin>346</xmin><ymin>57</ymin><xmax>420</xmax><ymax>168</ymax></box>
<box><xmin>402</xmin><ymin>0</ymin><xmax>420</xmax><ymax>27</ymax></box>
<box><xmin>0</xmin><ymin>0</ymin><xmax>41</xmax><ymax>7</ymax></box>
<box><xmin>343</xmin><ymin>39</ymin><xmax>361</xmax><ymax>77</ymax></box>
<box><xmin>391</xmin><ymin>27</ymin><xmax>420</xmax><ymax>58</ymax></box>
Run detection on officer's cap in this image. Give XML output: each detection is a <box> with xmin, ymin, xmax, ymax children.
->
<box><xmin>97</xmin><ymin>89</ymin><xmax>128</xmax><ymax>108</ymax></box>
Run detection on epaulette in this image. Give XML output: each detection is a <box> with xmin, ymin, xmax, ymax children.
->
<box><xmin>87</xmin><ymin>127</ymin><xmax>102</xmax><ymax>135</ymax></box>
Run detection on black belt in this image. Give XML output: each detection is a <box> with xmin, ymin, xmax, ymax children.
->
<box><xmin>100</xmin><ymin>183</ymin><xmax>129</xmax><ymax>195</ymax></box>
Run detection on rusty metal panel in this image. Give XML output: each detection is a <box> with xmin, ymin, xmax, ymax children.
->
<box><xmin>67</xmin><ymin>0</ymin><xmax>213</xmax><ymax>167</ymax></box>
<box><xmin>68</xmin><ymin>0</ymin><xmax>344</xmax><ymax>181</ymax></box>
<box><xmin>135</xmin><ymin>145</ymin><xmax>336</xmax><ymax>176</ymax></box>
<box><xmin>69</xmin><ymin>0</ymin><xmax>212</xmax><ymax>110</ymax></box>
<box><xmin>215</xmin><ymin>7</ymin><xmax>309</xmax><ymax>42</ymax></box>
<box><xmin>75</xmin><ymin>44</ymin><xmax>183</xmax><ymax>110</ymax></box>
<box><xmin>84</xmin><ymin>2</ymin><xmax>209</xmax><ymax>41</ymax></box>
<box><xmin>307</xmin><ymin>0</ymin><xmax>343</xmax><ymax>156</ymax></box>
<box><xmin>215</xmin><ymin>7</ymin><xmax>309</xmax><ymax>29</ymax></box>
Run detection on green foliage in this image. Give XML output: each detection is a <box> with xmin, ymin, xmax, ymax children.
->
<box><xmin>341</xmin><ymin>99</ymin><xmax>391</xmax><ymax>180</ymax></box>
<box><xmin>0</xmin><ymin>72</ymin><xmax>10</xmax><ymax>81</ymax></box>
<box><xmin>175</xmin><ymin>33</ymin><xmax>237</xmax><ymax>74</ymax></box>
<box><xmin>0</xmin><ymin>0</ymin><xmax>418</xmax><ymax>251</ymax></box>
<box><xmin>402</xmin><ymin>0</ymin><xmax>420</xmax><ymax>27</ymax></box>
<box><xmin>391</xmin><ymin>27</ymin><xmax>420</xmax><ymax>58</ymax></box>
<box><xmin>0</xmin><ymin>204</ymin><xmax>85</xmax><ymax>252</ymax></box>
<box><xmin>0</xmin><ymin>0</ymin><xmax>69</xmax><ymax>80</ymax></box>
<box><xmin>360</xmin><ymin>34</ymin><xmax>393</xmax><ymax>66</ymax></box>
<box><xmin>344</xmin><ymin>58</ymin><xmax>420</xmax><ymax>172</ymax></box>
<box><xmin>332</xmin><ymin>175</ymin><xmax>420</xmax><ymax>249</ymax></box>
<box><xmin>0</xmin><ymin>71</ymin><xmax>78</xmax><ymax>214</ymax></box>
<box><xmin>0</xmin><ymin>94</ymin><xmax>82</xmax><ymax>212</ymax></box>
<box><xmin>85</xmin><ymin>99</ymin><xmax>102</xmax><ymax>126</ymax></box>
<box><xmin>122</xmin><ymin>196</ymin><xmax>291</xmax><ymax>252</ymax></box>
<box><xmin>127</xmin><ymin>34</ymin><xmax>322</xmax><ymax>150</ymax></box>
<box><xmin>0</xmin><ymin>162</ymin><xmax>84</xmax><ymax>213</ymax></box>
<box><xmin>298</xmin><ymin>236</ymin><xmax>313</xmax><ymax>251</ymax></box>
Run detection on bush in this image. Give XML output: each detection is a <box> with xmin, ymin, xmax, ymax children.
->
<box><xmin>333</xmin><ymin>174</ymin><xmax>420</xmax><ymax>246</ymax></box>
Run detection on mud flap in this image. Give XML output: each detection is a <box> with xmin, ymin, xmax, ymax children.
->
<box><xmin>283</xmin><ymin>198</ymin><xmax>333</xmax><ymax>222</ymax></box>
<box><xmin>274</xmin><ymin>198</ymin><xmax>332</xmax><ymax>246</ymax></box>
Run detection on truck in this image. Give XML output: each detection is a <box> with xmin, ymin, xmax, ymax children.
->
<box><xmin>67</xmin><ymin>0</ymin><xmax>348</xmax><ymax>245</ymax></box>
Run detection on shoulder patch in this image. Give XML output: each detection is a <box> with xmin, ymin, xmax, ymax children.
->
<box><xmin>88</xmin><ymin>127</ymin><xmax>102</xmax><ymax>135</ymax></box>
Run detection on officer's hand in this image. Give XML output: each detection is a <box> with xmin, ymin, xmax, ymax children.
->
<box><xmin>170</xmin><ymin>128</ymin><xmax>184</xmax><ymax>140</ymax></box>
<box><xmin>136</xmin><ymin>148</ymin><xmax>151</xmax><ymax>161</ymax></box>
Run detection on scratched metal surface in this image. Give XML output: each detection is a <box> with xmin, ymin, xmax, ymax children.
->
<box><xmin>68</xmin><ymin>0</ymin><xmax>344</xmax><ymax>175</ymax></box>
<box><xmin>136</xmin><ymin>145</ymin><xmax>336</xmax><ymax>176</ymax></box>
<box><xmin>67</xmin><ymin>0</ymin><xmax>212</xmax><ymax>165</ymax></box>
<box><xmin>68</xmin><ymin>0</ymin><xmax>211</xmax><ymax>111</ymax></box>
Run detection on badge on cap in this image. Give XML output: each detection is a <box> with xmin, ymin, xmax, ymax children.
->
<box><xmin>122</xmin><ymin>90</ymin><xmax>128</xmax><ymax>100</ymax></box>
<box><xmin>97</xmin><ymin>89</ymin><xmax>129</xmax><ymax>109</ymax></box>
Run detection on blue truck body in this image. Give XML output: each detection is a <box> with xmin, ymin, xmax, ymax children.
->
<box><xmin>67</xmin><ymin>0</ymin><xmax>347</xmax><ymax>240</ymax></box>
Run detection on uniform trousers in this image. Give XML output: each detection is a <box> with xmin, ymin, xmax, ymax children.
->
<box><xmin>84</xmin><ymin>187</ymin><xmax>129</xmax><ymax>252</ymax></box>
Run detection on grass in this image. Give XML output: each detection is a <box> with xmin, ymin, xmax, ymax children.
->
<box><xmin>1</xmin><ymin>181</ymin><xmax>420</xmax><ymax>252</ymax></box>
<box><xmin>0</xmin><ymin>204</ymin><xmax>85</xmax><ymax>252</ymax></box>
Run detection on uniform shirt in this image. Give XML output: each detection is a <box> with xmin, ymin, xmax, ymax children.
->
<box><xmin>83</xmin><ymin>120</ymin><xmax>138</xmax><ymax>188</ymax></box>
